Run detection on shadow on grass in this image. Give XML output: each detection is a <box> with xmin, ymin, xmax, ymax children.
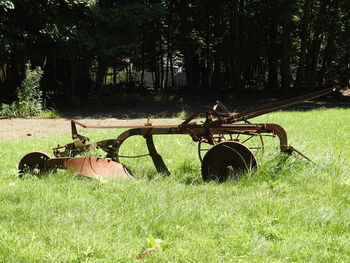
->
<box><xmin>57</xmin><ymin>89</ymin><xmax>350</xmax><ymax>120</ymax></box>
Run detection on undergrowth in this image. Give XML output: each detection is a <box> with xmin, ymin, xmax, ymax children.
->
<box><xmin>0</xmin><ymin>62</ymin><xmax>58</xmax><ymax>119</ymax></box>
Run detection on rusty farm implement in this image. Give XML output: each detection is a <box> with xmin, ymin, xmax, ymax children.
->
<box><xmin>19</xmin><ymin>87</ymin><xmax>337</xmax><ymax>181</ymax></box>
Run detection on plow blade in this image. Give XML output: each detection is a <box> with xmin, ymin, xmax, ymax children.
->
<box><xmin>19</xmin><ymin>152</ymin><xmax>133</xmax><ymax>180</ymax></box>
<box><xmin>58</xmin><ymin>157</ymin><xmax>133</xmax><ymax>180</ymax></box>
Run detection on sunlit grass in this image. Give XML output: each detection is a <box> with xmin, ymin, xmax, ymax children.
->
<box><xmin>39</xmin><ymin>109</ymin><xmax>61</xmax><ymax>119</ymax></box>
<box><xmin>0</xmin><ymin>108</ymin><xmax>349</xmax><ymax>262</ymax></box>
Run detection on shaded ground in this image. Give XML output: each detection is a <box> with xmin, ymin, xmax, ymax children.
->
<box><xmin>1</xmin><ymin>88</ymin><xmax>348</xmax><ymax>141</ymax></box>
<box><xmin>61</xmin><ymin>90</ymin><xmax>350</xmax><ymax>119</ymax></box>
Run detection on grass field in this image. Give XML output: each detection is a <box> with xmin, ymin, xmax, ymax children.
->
<box><xmin>0</xmin><ymin>108</ymin><xmax>349</xmax><ymax>262</ymax></box>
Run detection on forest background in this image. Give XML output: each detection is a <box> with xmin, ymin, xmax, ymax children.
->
<box><xmin>0</xmin><ymin>0</ymin><xmax>349</xmax><ymax>108</ymax></box>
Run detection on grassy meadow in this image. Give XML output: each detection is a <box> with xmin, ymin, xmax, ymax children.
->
<box><xmin>0</xmin><ymin>108</ymin><xmax>349</xmax><ymax>262</ymax></box>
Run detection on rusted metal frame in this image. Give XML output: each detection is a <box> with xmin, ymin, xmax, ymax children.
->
<box><xmin>212</xmin><ymin>100</ymin><xmax>232</xmax><ymax>116</ymax></box>
<box><xmin>197</xmin><ymin>142</ymin><xmax>209</xmax><ymax>163</ymax></box>
<box><xmin>262</xmin><ymin>124</ymin><xmax>289</xmax><ymax>152</ymax></box>
<box><xmin>180</xmin><ymin>106</ymin><xmax>227</xmax><ymax>126</ymax></box>
<box><xmin>197</xmin><ymin>131</ymin><xmax>265</xmax><ymax>163</ymax></box>
<box><xmin>145</xmin><ymin>135</ymin><xmax>170</xmax><ymax>174</ymax></box>
<box><xmin>68</xmin><ymin>122</ymin><xmax>289</xmax><ymax>157</ymax></box>
<box><xmin>287</xmin><ymin>145</ymin><xmax>313</xmax><ymax>163</ymax></box>
<box><xmin>66</xmin><ymin>122</ymin><xmax>290</xmax><ymax>174</ymax></box>
<box><xmin>214</xmin><ymin>124</ymin><xmax>289</xmax><ymax>152</ymax></box>
<box><xmin>46</xmin><ymin>158</ymin><xmax>71</xmax><ymax>170</ymax></box>
<box><xmin>241</xmin><ymin>135</ymin><xmax>255</xmax><ymax>144</ymax></box>
<box><xmin>71</xmin><ymin>121</ymin><xmax>90</xmax><ymax>142</ymax></box>
<box><xmin>112</xmin><ymin>126</ymin><xmax>205</xmax><ymax>173</ymax></box>
<box><xmin>259</xmin><ymin>134</ymin><xmax>265</xmax><ymax>150</ymax></box>
<box><xmin>112</xmin><ymin>127</ymin><xmax>185</xmax><ymax>164</ymax></box>
<box><xmin>111</xmin><ymin>123</ymin><xmax>289</xmax><ymax>172</ymax></box>
<box><xmin>53</xmin><ymin>139</ymin><xmax>118</xmax><ymax>158</ymax></box>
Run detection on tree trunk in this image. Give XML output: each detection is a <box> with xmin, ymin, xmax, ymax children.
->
<box><xmin>267</xmin><ymin>0</ymin><xmax>279</xmax><ymax>90</ymax></box>
<box><xmin>281</xmin><ymin>0</ymin><xmax>292</xmax><ymax>91</ymax></box>
<box><xmin>173</xmin><ymin>1</ymin><xmax>197</xmax><ymax>88</ymax></box>
<box><xmin>52</xmin><ymin>51</ymin><xmax>57</xmax><ymax>93</ymax></box>
<box><xmin>169</xmin><ymin>52</ymin><xmax>175</xmax><ymax>88</ymax></box>
<box><xmin>202</xmin><ymin>12</ymin><xmax>211</xmax><ymax>91</ymax></box>
<box><xmin>160</xmin><ymin>39</ymin><xmax>164</xmax><ymax>90</ymax></box>
<box><xmin>306</xmin><ymin>1</ymin><xmax>326</xmax><ymax>89</ymax></box>
<box><xmin>71</xmin><ymin>59</ymin><xmax>76</xmax><ymax>104</ymax></box>
<box><xmin>0</xmin><ymin>64</ymin><xmax>5</xmax><ymax>83</ymax></box>
<box><xmin>213</xmin><ymin>9</ymin><xmax>223</xmax><ymax>91</ymax></box>
<box><xmin>168</xmin><ymin>0</ymin><xmax>175</xmax><ymax>89</ymax></box>
<box><xmin>318</xmin><ymin>32</ymin><xmax>334</xmax><ymax>86</ymax></box>
<box><xmin>140</xmin><ymin>67</ymin><xmax>145</xmax><ymax>89</ymax></box>
<box><xmin>96</xmin><ymin>60</ymin><xmax>106</xmax><ymax>90</ymax></box>
<box><xmin>345</xmin><ymin>52</ymin><xmax>350</xmax><ymax>87</ymax></box>
<box><xmin>153</xmin><ymin>60</ymin><xmax>160</xmax><ymax>91</ymax></box>
<box><xmin>295</xmin><ymin>0</ymin><xmax>313</xmax><ymax>89</ymax></box>
<box><xmin>128</xmin><ymin>62</ymin><xmax>133</xmax><ymax>88</ymax></box>
<box><xmin>232</xmin><ymin>0</ymin><xmax>241</xmax><ymax>90</ymax></box>
<box><xmin>343</xmin><ymin>6</ymin><xmax>349</xmax><ymax>87</ymax></box>
<box><xmin>164</xmin><ymin>52</ymin><xmax>169</xmax><ymax>90</ymax></box>
<box><xmin>113</xmin><ymin>66</ymin><xmax>117</xmax><ymax>85</ymax></box>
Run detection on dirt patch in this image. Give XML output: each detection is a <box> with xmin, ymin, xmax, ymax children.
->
<box><xmin>0</xmin><ymin>117</ymin><xmax>182</xmax><ymax>141</ymax></box>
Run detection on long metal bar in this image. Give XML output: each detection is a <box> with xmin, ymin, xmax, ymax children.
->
<box><xmin>227</xmin><ymin>87</ymin><xmax>337</xmax><ymax>122</ymax></box>
<box><xmin>71</xmin><ymin>120</ymin><xmax>181</xmax><ymax>129</ymax></box>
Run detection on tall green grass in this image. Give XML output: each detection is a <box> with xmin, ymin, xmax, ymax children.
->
<box><xmin>0</xmin><ymin>108</ymin><xmax>349</xmax><ymax>262</ymax></box>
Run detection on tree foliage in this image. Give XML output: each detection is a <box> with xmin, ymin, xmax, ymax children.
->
<box><xmin>0</xmin><ymin>0</ymin><xmax>349</xmax><ymax>104</ymax></box>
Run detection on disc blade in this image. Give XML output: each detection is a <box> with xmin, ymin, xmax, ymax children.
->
<box><xmin>201</xmin><ymin>141</ymin><xmax>258</xmax><ymax>181</ymax></box>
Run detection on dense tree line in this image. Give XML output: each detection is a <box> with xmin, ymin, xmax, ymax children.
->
<box><xmin>0</xmin><ymin>0</ymin><xmax>349</xmax><ymax>104</ymax></box>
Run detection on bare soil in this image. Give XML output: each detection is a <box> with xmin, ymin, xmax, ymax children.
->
<box><xmin>0</xmin><ymin>117</ymin><xmax>183</xmax><ymax>141</ymax></box>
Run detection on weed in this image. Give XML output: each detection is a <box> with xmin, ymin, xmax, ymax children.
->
<box><xmin>16</xmin><ymin>62</ymin><xmax>44</xmax><ymax>116</ymax></box>
<box><xmin>136</xmin><ymin>235</ymin><xmax>168</xmax><ymax>259</ymax></box>
<box><xmin>39</xmin><ymin>109</ymin><xmax>61</xmax><ymax>119</ymax></box>
<box><xmin>0</xmin><ymin>62</ymin><xmax>48</xmax><ymax>118</ymax></box>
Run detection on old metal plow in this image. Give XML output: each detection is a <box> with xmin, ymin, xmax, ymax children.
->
<box><xmin>19</xmin><ymin>87</ymin><xmax>337</xmax><ymax>181</ymax></box>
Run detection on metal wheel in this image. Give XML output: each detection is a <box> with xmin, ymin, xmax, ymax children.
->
<box><xmin>18</xmin><ymin>151</ymin><xmax>51</xmax><ymax>177</ymax></box>
<box><xmin>201</xmin><ymin>141</ymin><xmax>258</xmax><ymax>182</ymax></box>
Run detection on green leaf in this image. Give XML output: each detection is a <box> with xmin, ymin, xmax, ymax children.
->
<box><xmin>147</xmin><ymin>235</ymin><xmax>157</xmax><ymax>248</ymax></box>
<box><xmin>159</xmin><ymin>242</ymin><xmax>169</xmax><ymax>250</ymax></box>
<box><xmin>0</xmin><ymin>0</ymin><xmax>14</xmax><ymax>11</ymax></box>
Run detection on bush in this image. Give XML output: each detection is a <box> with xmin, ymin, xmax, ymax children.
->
<box><xmin>16</xmin><ymin>62</ymin><xmax>44</xmax><ymax>116</ymax></box>
<box><xmin>0</xmin><ymin>103</ymin><xmax>17</xmax><ymax>118</ymax></box>
<box><xmin>0</xmin><ymin>62</ymin><xmax>45</xmax><ymax>118</ymax></box>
